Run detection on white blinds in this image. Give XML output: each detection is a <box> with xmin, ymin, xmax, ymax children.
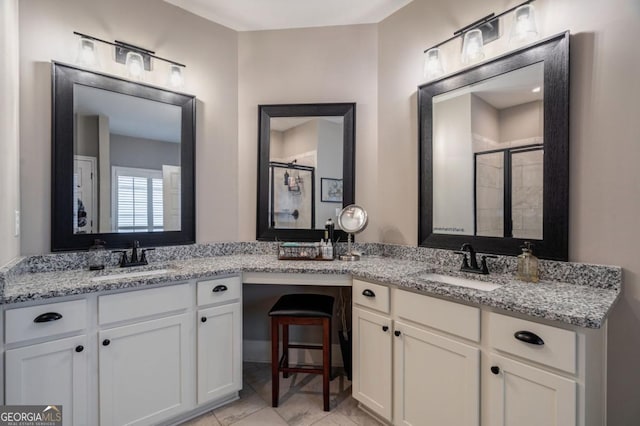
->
<box><xmin>112</xmin><ymin>167</ymin><xmax>164</xmax><ymax>232</ymax></box>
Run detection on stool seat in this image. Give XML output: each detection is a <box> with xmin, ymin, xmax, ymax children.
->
<box><xmin>269</xmin><ymin>294</ymin><xmax>334</xmax><ymax>318</ymax></box>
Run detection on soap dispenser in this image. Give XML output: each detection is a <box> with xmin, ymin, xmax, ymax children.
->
<box><xmin>517</xmin><ymin>242</ymin><xmax>539</xmax><ymax>283</ymax></box>
<box><xmin>88</xmin><ymin>239</ymin><xmax>107</xmax><ymax>270</ymax></box>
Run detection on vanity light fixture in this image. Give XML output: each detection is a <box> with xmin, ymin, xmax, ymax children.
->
<box><xmin>532</xmin><ymin>86</ymin><xmax>541</xmax><ymax>93</ymax></box>
<box><xmin>72</xmin><ymin>31</ymin><xmax>187</xmax><ymax>89</ymax></box>
<box><xmin>421</xmin><ymin>0</ymin><xmax>538</xmax><ymax>80</ymax></box>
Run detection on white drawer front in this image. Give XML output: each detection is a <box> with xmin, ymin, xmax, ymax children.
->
<box><xmin>394</xmin><ymin>289</ymin><xmax>480</xmax><ymax>342</ymax></box>
<box><xmin>353</xmin><ymin>280</ymin><xmax>390</xmax><ymax>314</ymax></box>
<box><xmin>99</xmin><ymin>284</ymin><xmax>191</xmax><ymax>325</ymax></box>
<box><xmin>488</xmin><ymin>311</ymin><xmax>576</xmax><ymax>374</ymax></box>
<box><xmin>6</xmin><ymin>299</ymin><xmax>87</xmax><ymax>344</ymax></box>
<box><xmin>197</xmin><ymin>276</ymin><xmax>242</xmax><ymax>307</ymax></box>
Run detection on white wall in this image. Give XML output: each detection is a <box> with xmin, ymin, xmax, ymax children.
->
<box><xmin>18</xmin><ymin>0</ymin><xmax>239</xmax><ymax>254</ymax></box>
<box><xmin>238</xmin><ymin>24</ymin><xmax>378</xmax><ymax>242</ymax></box>
<box><xmin>378</xmin><ymin>0</ymin><xmax>640</xmax><ymax>422</ymax></box>
<box><xmin>0</xmin><ymin>0</ymin><xmax>20</xmax><ymax>266</ymax></box>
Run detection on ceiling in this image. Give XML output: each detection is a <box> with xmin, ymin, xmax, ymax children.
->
<box><xmin>163</xmin><ymin>0</ymin><xmax>414</xmax><ymax>31</ymax></box>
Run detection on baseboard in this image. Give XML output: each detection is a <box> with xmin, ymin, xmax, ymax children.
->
<box><xmin>243</xmin><ymin>339</ymin><xmax>345</xmax><ymax>367</ymax></box>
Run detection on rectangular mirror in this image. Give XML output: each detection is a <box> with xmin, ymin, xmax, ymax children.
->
<box><xmin>419</xmin><ymin>32</ymin><xmax>569</xmax><ymax>260</ymax></box>
<box><xmin>257</xmin><ymin>104</ymin><xmax>355</xmax><ymax>242</ymax></box>
<box><xmin>52</xmin><ymin>62</ymin><xmax>195</xmax><ymax>251</ymax></box>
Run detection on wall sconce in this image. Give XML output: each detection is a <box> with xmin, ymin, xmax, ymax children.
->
<box><xmin>73</xmin><ymin>31</ymin><xmax>187</xmax><ymax>89</ymax></box>
<box><xmin>422</xmin><ymin>0</ymin><xmax>538</xmax><ymax>80</ymax></box>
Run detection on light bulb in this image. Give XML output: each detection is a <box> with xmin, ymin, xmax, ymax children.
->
<box><xmin>423</xmin><ymin>48</ymin><xmax>445</xmax><ymax>80</ymax></box>
<box><xmin>168</xmin><ymin>65</ymin><xmax>184</xmax><ymax>89</ymax></box>
<box><xmin>76</xmin><ymin>37</ymin><xmax>99</xmax><ymax>68</ymax></box>
<box><xmin>126</xmin><ymin>51</ymin><xmax>144</xmax><ymax>80</ymax></box>
<box><xmin>509</xmin><ymin>4</ymin><xmax>539</xmax><ymax>46</ymax></box>
<box><xmin>461</xmin><ymin>29</ymin><xmax>485</xmax><ymax>65</ymax></box>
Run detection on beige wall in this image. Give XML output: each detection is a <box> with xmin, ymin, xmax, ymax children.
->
<box><xmin>378</xmin><ymin>0</ymin><xmax>640</xmax><ymax>422</ymax></box>
<box><xmin>238</xmin><ymin>24</ymin><xmax>378</xmax><ymax>242</ymax></box>
<box><xmin>0</xmin><ymin>0</ymin><xmax>20</xmax><ymax>266</ymax></box>
<box><xmin>499</xmin><ymin>100</ymin><xmax>543</xmax><ymax>143</ymax></box>
<box><xmin>18</xmin><ymin>0</ymin><xmax>239</xmax><ymax>254</ymax></box>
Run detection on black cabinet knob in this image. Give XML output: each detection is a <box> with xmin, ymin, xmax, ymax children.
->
<box><xmin>382</xmin><ymin>325</ymin><xmax>389</xmax><ymax>332</ymax></box>
<box><xmin>212</xmin><ymin>285</ymin><xmax>228</xmax><ymax>293</ymax></box>
<box><xmin>75</xmin><ymin>345</ymin><xmax>84</xmax><ymax>353</ymax></box>
<box><xmin>102</xmin><ymin>339</ymin><xmax>110</xmax><ymax>346</ymax></box>
<box><xmin>491</xmin><ymin>366</ymin><xmax>500</xmax><ymax>375</ymax></box>
<box><xmin>394</xmin><ymin>330</ymin><xmax>401</xmax><ymax>337</ymax></box>
<box><xmin>201</xmin><ymin>317</ymin><xmax>207</xmax><ymax>323</ymax></box>
<box><xmin>514</xmin><ymin>331</ymin><xmax>544</xmax><ymax>345</ymax></box>
<box><xmin>362</xmin><ymin>289</ymin><xmax>375</xmax><ymax>298</ymax></box>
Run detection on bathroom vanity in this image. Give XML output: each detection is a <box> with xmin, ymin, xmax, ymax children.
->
<box><xmin>0</xmin><ymin>244</ymin><xmax>620</xmax><ymax>426</ymax></box>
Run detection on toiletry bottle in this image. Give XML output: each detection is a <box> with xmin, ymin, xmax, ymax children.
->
<box><xmin>88</xmin><ymin>239</ymin><xmax>107</xmax><ymax>270</ymax></box>
<box><xmin>517</xmin><ymin>242</ymin><xmax>539</xmax><ymax>283</ymax></box>
<box><xmin>325</xmin><ymin>218</ymin><xmax>335</xmax><ymax>243</ymax></box>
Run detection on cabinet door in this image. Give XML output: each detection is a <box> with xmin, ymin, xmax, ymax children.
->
<box><xmin>99</xmin><ymin>313</ymin><xmax>191</xmax><ymax>426</ymax></box>
<box><xmin>197</xmin><ymin>302</ymin><xmax>242</xmax><ymax>404</ymax></box>
<box><xmin>393</xmin><ymin>321</ymin><xmax>479</xmax><ymax>426</ymax></box>
<box><xmin>352</xmin><ymin>307</ymin><xmax>393</xmax><ymax>422</ymax></box>
<box><xmin>6</xmin><ymin>335</ymin><xmax>88</xmax><ymax>426</ymax></box>
<box><xmin>487</xmin><ymin>353</ymin><xmax>576</xmax><ymax>426</ymax></box>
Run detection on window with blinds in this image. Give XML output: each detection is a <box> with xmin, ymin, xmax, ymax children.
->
<box><xmin>112</xmin><ymin>167</ymin><xmax>164</xmax><ymax>232</ymax></box>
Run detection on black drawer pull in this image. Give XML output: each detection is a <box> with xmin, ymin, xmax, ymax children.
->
<box><xmin>490</xmin><ymin>366</ymin><xmax>500</xmax><ymax>375</ymax></box>
<box><xmin>102</xmin><ymin>339</ymin><xmax>111</xmax><ymax>346</ymax></box>
<box><xmin>34</xmin><ymin>312</ymin><xmax>63</xmax><ymax>323</ymax></box>
<box><xmin>514</xmin><ymin>331</ymin><xmax>544</xmax><ymax>346</ymax></box>
<box><xmin>201</xmin><ymin>317</ymin><xmax>207</xmax><ymax>323</ymax></box>
<box><xmin>362</xmin><ymin>289</ymin><xmax>376</xmax><ymax>298</ymax></box>
<box><xmin>75</xmin><ymin>345</ymin><xmax>84</xmax><ymax>353</ymax></box>
<box><xmin>212</xmin><ymin>285</ymin><xmax>228</xmax><ymax>292</ymax></box>
<box><xmin>382</xmin><ymin>325</ymin><xmax>389</xmax><ymax>332</ymax></box>
<box><xmin>394</xmin><ymin>330</ymin><xmax>402</xmax><ymax>337</ymax></box>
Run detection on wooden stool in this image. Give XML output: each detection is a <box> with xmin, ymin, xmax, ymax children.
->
<box><xmin>269</xmin><ymin>294</ymin><xmax>334</xmax><ymax>412</ymax></box>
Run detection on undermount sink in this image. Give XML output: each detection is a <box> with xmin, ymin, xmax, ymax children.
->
<box><xmin>91</xmin><ymin>268</ymin><xmax>174</xmax><ymax>282</ymax></box>
<box><xmin>417</xmin><ymin>273</ymin><xmax>501</xmax><ymax>292</ymax></box>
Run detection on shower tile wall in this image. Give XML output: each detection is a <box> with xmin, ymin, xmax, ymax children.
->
<box><xmin>511</xmin><ymin>149</ymin><xmax>543</xmax><ymax>239</ymax></box>
<box><xmin>476</xmin><ymin>151</ymin><xmax>504</xmax><ymax>237</ymax></box>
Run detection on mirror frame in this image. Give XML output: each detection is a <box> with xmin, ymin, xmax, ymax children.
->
<box><xmin>256</xmin><ymin>103</ymin><xmax>355</xmax><ymax>242</ymax></box>
<box><xmin>418</xmin><ymin>32</ymin><xmax>569</xmax><ymax>260</ymax></box>
<box><xmin>51</xmin><ymin>62</ymin><xmax>196</xmax><ymax>251</ymax></box>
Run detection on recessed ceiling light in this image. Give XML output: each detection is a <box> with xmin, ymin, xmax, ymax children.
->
<box><xmin>532</xmin><ymin>86</ymin><xmax>541</xmax><ymax>93</ymax></box>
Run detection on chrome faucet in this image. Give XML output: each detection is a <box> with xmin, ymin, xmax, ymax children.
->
<box><xmin>112</xmin><ymin>240</ymin><xmax>155</xmax><ymax>268</ymax></box>
<box><xmin>455</xmin><ymin>243</ymin><xmax>497</xmax><ymax>275</ymax></box>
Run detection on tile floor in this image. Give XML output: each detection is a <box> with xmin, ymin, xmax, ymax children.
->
<box><xmin>182</xmin><ymin>362</ymin><xmax>383</xmax><ymax>426</ymax></box>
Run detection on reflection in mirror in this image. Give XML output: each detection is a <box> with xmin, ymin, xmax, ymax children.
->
<box><xmin>268</xmin><ymin>117</ymin><xmax>344</xmax><ymax>230</ymax></box>
<box><xmin>418</xmin><ymin>32</ymin><xmax>569</xmax><ymax>260</ymax></box>
<box><xmin>73</xmin><ymin>85</ymin><xmax>182</xmax><ymax>234</ymax></box>
<box><xmin>433</xmin><ymin>63</ymin><xmax>543</xmax><ymax>239</ymax></box>
<box><xmin>52</xmin><ymin>62</ymin><xmax>195</xmax><ymax>251</ymax></box>
<box><xmin>256</xmin><ymin>103</ymin><xmax>355</xmax><ymax>242</ymax></box>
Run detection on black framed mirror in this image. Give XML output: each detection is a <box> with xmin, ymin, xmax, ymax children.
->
<box><xmin>257</xmin><ymin>103</ymin><xmax>355</xmax><ymax>242</ymax></box>
<box><xmin>51</xmin><ymin>62</ymin><xmax>195</xmax><ymax>251</ymax></box>
<box><xmin>418</xmin><ymin>32</ymin><xmax>569</xmax><ymax>260</ymax></box>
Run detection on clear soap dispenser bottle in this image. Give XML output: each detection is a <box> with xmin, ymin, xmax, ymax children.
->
<box><xmin>517</xmin><ymin>241</ymin><xmax>539</xmax><ymax>283</ymax></box>
<box><xmin>88</xmin><ymin>239</ymin><xmax>107</xmax><ymax>270</ymax></box>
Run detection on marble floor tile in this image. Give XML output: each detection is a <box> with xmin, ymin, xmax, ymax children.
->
<box><xmin>229</xmin><ymin>407</ymin><xmax>289</xmax><ymax>426</ymax></box>
<box><xmin>182</xmin><ymin>412</ymin><xmax>222</xmax><ymax>426</ymax></box>
<box><xmin>335</xmin><ymin>397</ymin><xmax>385</xmax><ymax>426</ymax></box>
<box><xmin>213</xmin><ymin>386</ymin><xmax>267</xmax><ymax>426</ymax></box>
<box><xmin>310</xmin><ymin>412</ymin><xmax>358</xmax><ymax>425</ymax></box>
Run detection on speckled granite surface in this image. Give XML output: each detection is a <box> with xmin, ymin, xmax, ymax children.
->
<box><xmin>0</xmin><ymin>242</ymin><xmax>622</xmax><ymax>328</ymax></box>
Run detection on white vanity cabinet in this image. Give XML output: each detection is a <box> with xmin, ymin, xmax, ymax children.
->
<box><xmin>352</xmin><ymin>279</ymin><xmax>480</xmax><ymax>426</ymax></box>
<box><xmin>98</xmin><ymin>284</ymin><xmax>194</xmax><ymax>426</ymax></box>
<box><xmin>4</xmin><ymin>300</ymin><xmax>89</xmax><ymax>426</ymax></box>
<box><xmin>196</xmin><ymin>276</ymin><xmax>243</xmax><ymax>404</ymax></box>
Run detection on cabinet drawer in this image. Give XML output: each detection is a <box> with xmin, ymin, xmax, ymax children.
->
<box><xmin>487</xmin><ymin>312</ymin><xmax>576</xmax><ymax>374</ymax></box>
<box><xmin>197</xmin><ymin>276</ymin><xmax>241</xmax><ymax>306</ymax></box>
<box><xmin>5</xmin><ymin>299</ymin><xmax>87</xmax><ymax>344</ymax></box>
<box><xmin>99</xmin><ymin>284</ymin><xmax>191</xmax><ymax>325</ymax></box>
<box><xmin>353</xmin><ymin>280</ymin><xmax>390</xmax><ymax>314</ymax></box>
<box><xmin>394</xmin><ymin>289</ymin><xmax>480</xmax><ymax>342</ymax></box>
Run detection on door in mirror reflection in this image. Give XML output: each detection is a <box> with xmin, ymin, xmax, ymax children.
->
<box><xmin>73</xmin><ymin>84</ymin><xmax>182</xmax><ymax>234</ymax></box>
<box><xmin>268</xmin><ymin>116</ymin><xmax>344</xmax><ymax>230</ymax></box>
<box><xmin>432</xmin><ymin>62</ymin><xmax>544</xmax><ymax>239</ymax></box>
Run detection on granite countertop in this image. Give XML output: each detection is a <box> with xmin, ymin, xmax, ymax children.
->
<box><xmin>1</xmin><ymin>253</ymin><xmax>621</xmax><ymax>329</ymax></box>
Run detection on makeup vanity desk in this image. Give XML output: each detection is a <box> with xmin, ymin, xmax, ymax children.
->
<box><xmin>0</xmin><ymin>252</ymin><xmax>621</xmax><ymax>426</ymax></box>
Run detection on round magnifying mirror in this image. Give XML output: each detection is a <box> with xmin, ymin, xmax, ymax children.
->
<box><xmin>337</xmin><ymin>204</ymin><xmax>368</xmax><ymax>261</ymax></box>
